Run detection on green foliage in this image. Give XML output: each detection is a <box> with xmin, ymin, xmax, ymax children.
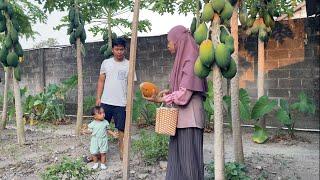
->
<box><xmin>83</xmin><ymin>95</ymin><xmax>95</xmax><ymax>115</ymax></box>
<box><xmin>24</xmin><ymin>75</ymin><xmax>77</xmax><ymax>122</ymax></box>
<box><xmin>204</xmin><ymin>79</ymin><xmax>214</xmax><ymax>128</ymax></box>
<box><xmin>41</xmin><ymin>157</ymin><xmax>94</xmax><ymax>180</ymax></box>
<box><xmin>251</xmin><ymin>96</ymin><xmax>277</xmax><ymax>120</ymax></box>
<box><xmin>252</xmin><ymin>125</ymin><xmax>269</xmax><ymax>144</ymax></box>
<box><xmin>132</xmin><ymin>130</ymin><xmax>169</xmax><ymax>165</ymax></box>
<box><xmin>290</xmin><ymin>92</ymin><xmax>316</xmax><ymax>115</ymax></box>
<box><xmin>133</xmin><ymin>90</ymin><xmax>159</xmax><ymax>126</ymax></box>
<box><xmin>276</xmin><ymin>92</ymin><xmax>316</xmax><ymax>136</ymax></box>
<box><xmin>206</xmin><ymin>161</ymin><xmax>250</xmax><ymax>180</ymax></box>
<box><xmin>148</xmin><ymin>0</ymin><xmax>198</xmax><ymax>15</ymax></box>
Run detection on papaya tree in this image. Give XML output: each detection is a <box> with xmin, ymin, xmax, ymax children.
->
<box><xmin>0</xmin><ymin>0</ymin><xmax>46</xmax><ymax>132</ymax></box>
<box><xmin>230</xmin><ymin>0</ymin><xmax>244</xmax><ymax>163</ymax></box>
<box><xmin>239</xmin><ymin>0</ymin><xmax>303</xmax><ymax>129</ymax></box>
<box><xmin>0</xmin><ymin>0</ymin><xmax>27</xmax><ymax>144</ymax></box>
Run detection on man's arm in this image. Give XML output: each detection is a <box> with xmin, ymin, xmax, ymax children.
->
<box><xmin>96</xmin><ymin>74</ymin><xmax>106</xmax><ymax>105</ymax></box>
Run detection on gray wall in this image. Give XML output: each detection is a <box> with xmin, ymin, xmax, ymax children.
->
<box><xmin>0</xmin><ymin>17</ymin><xmax>319</xmax><ymax>129</ymax></box>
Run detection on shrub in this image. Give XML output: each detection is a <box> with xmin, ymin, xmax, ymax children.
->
<box><xmin>41</xmin><ymin>157</ymin><xmax>94</xmax><ymax>180</ymax></box>
<box><xmin>132</xmin><ymin>130</ymin><xmax>169</xmax><ymax>165</ymax></box>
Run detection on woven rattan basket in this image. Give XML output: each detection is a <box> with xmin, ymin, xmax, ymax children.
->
<box><xmin>155</xmin><ymin>105</ymin><xmax>178</xmax><ymax>136</ymax></box>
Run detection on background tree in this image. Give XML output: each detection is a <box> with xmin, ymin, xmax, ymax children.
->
<box><xmin>0</xmin><ymin>0</ymin><xmax>46</xmax><ymax>138</ymax></box>
<box><xmin>240</xmin><ymin>0</ymin><xmax>303</xmax><ymax>128</ymax></box>
<box><xmin>33</xmin><ymin>37</ymin><xmax>58</xmax><ymax>48</ymax></box>
<box><xmin>230</xmin><ymin>0</ymin><xmax>244</xmax><ymax>163</ymax></box>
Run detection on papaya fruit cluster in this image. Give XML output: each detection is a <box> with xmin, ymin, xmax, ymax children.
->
<box><xmin>0</xmin><ymin>0</ymin><xmax>23</xmax><ymax>81</ymax></box>
<box><xmin>192</xmin><ymin>0</ymin><xmax>237</xmax><ymax>80</ymax></box>
<box><xmin>99</xmin><ymin>31</ymin><xmax>117</xmax><ymax>58</ymax></box>
<box><xmin>68</xmin><ymin>5</ymin><xmax>86</xmax><ymax>45</ymax></box>
<box><xmin>239</xmin><ymin>0</ymin><xmax>276</xmax><ymax>42</ymax></box>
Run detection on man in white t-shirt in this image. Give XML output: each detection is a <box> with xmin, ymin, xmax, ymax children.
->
<box><xmin>96</xmin><ymin>38</ymin><xmax>129</xmax><ymax>161</ymax></box>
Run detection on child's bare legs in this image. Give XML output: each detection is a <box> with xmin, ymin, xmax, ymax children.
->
<box><xmin>100</xmin><ymin>153</ymin><xmax>107</xmax><ymax>170</ymax></box>
<box><xmin>91</xmin><ymin>154</ymin><xmax>99</xmax><ymax>169</ymax></box>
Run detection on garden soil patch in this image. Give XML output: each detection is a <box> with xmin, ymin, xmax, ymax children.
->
<box><xmin>0</xmin><ymin>122</ymin><xmax>318</xmax><ymax>180</ymax></box>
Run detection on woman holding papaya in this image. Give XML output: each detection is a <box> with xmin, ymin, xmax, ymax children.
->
<box><xmin>143</xmin><ymin>25</ymin><xmax>207</xmax><ymax>180</ymax></box>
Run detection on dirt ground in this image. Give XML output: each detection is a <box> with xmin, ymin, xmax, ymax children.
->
<box><xmin>0</xmin><ymin>121</ymin><xmax>319</xmax><ymax>180</ymax></box>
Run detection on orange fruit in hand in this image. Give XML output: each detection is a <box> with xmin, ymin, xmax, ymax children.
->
<box><xmin>139</xmin><ymin>82</ymin><xmax>159</xmax><ymax>98</ymax></box>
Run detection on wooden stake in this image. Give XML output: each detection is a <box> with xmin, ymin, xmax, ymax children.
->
<box><xmin>123</xmin><ymin>0</ymin><xmax>140</xmax><ymax>179</ymax></box>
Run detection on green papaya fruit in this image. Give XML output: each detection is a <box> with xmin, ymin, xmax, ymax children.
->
<box><xmin>75</xmin><ymin>24</ymin><xmax>84</xmax><ymax>38</ymax></box>
<box><xmin>221</xmin><ymin>58</ymin><xmax>237</xmax><ymax>79</ymax></box>
<box><xmin>221</xmin><ymin>1</ymin><xmax>233</xmax><ymax>21</ymax></box>
<box><xmin>74</xmin><ymin>11</ymin><xmax>80</xmax><ymax>28</ymax></box>
<box><xmin>69</xmin><ymin>32</ymin><xmax>76</xmax><ymax>45</ymax></box>
<box><xmin>199</xmin><ymin>39</ymin><xmax>215</xmax><ymax>68</ymax></box>
<box><xmin>104</xmin><ymin>46</ymin><xmax>113</xmax><ymax>58</ymax></box>
<box><xmin>0</xmin><ymin>1</ymin><xmax>7</xmax><ymax>10</ymax></box>
<box><xmin>69</xmin><ymin>8</ymin><xmax>75</xmax><ymax>22</ymax></box>
<box><xmin>194</xmin><ymin>23</ymin><xmax>208</xmax><ymax>45</ymax></box>
<box><xmin>12</xmin><ymin>17</ymin><xmax>20</xmax><ymax>32</ymax></box>
<box><xmin>10</xmin><ymin>28</ymin><xmax>19</xmax><ymax>44</ymax></box>
<box><xmin>7</xmin><ymin>4</ymin><xmax>14</xmax><ymax>18</ymax></box>
<box><xmin>225</xmin><ymin>35</ymin><xmax>234</xmax><ymax>54</ymax></box>
<box><xmin>14</xmin><ymin>43</ymin><xmax>23</xmax><ymax>57</ymax></box>
<box><xmin>4</xmin><ymin>36</ymin><xmax>12</xmax><ymax>49</ymax></box>
<box><xmin>211</xmin><ymin>0</ymin><xmax>225</xmax><ymax>13</ymax></box>
<box><xmin>202</xmin><ymin>3</ymin><xmax>214</xmax><ymax>22</ymax></box>
<box><xmin>7</xmin><ymin>52</ymin><xmax>19</xmax><ymax>67</ymax></box>
<box><xmin>14</xmin><ymin>66</ymin><xmax>21</xmax><ymax>81</ymax></box>
<box><xmin>220</xmin><ymin>27</ymin><xmax>229</xmax><ymax>43</ymax></box>
<box><xmin>190</xmin><ymin>17</ymin><xmax>197</xmax><ymax>35</ymax></box>
<box><xmin>0</xmin><ymin>20</ymin><xmax>6</xmax><ymax>32</ymax></box>
<box><xmin>194</xmin><ymin>57</ymin><xmax>211</xmax><ymax>79</ymax></box>
<box><xmin>103</xmin><ymin>32</ymin><xmax>109</xmax><ymax>42</ymax></box>
<box><xmin>215</xmin><ymin>43</ymin><xmax>231</xmax><ymax>69</ymax></box>
<box><xmin>0</xmin><ymin>11</ymin><xmax>4</xmax><ymax>21</ymax></box>
<box><xmin>258</xmin><ymin>29</ymin><xmax>268</xmax><ymax>42</ymax></box>
<box><xmin>0</xmin><ymin>48</ymin><xmax>8</xmax><ymax>66</ymax></box>
<box><xmin>112</xmin><ymin>32</ymin><xmax>117</xmax><ymax>40</ymax></box>
<box><xmin>80</xmin><ymin>30</ymin><xmax>86</xmax><ymax>44</ymax></box>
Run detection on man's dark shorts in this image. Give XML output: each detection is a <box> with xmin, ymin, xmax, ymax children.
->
<box><xmin>101</xmin><ymin>103</ymin><xmax>126</xmax><ymax>131</ymax></box>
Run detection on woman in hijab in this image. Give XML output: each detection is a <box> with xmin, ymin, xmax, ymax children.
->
<box><xmin>143</xmin><ymin>25</ymin><xmax>207</xmax><ymax>180</ymax></box>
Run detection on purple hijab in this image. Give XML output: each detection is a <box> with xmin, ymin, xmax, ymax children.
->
<box><xmin>167</xmin><ymin>25</ymin><xmax>207</xmax><ymax>93</ymax></box>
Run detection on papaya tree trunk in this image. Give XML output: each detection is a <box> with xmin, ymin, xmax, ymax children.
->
<box><xmin>75</xmin><ymin>38</ymin><xmax>83</xmax><ymax>135</ymax></box>
<box><xmin>12</xmin><ymin>68</ymin><xmax>25</xmax><ymax>145</ymax></box>
<box><xmin>0</xmin><ymin>68</ymin><xmax>10</xmax><ymax>130</ymax></box>
<box><xmin>257</xmin><ymin>39</ymin><xmax>266</xmax><ymax>128</ymax></box>
<box><xmin>196</xmin><ymin>0</ymin><xmax>200</xmax><ymax>27</ymax></box>
<box><xmin>107</xmin><ymin>9</ymin><xmax>112</xmax><ymax>48</ymax></box>
<box><xmin>211</xmin><ymin>14</ymin><xmax>225</xmax><ymax>180</ymax></box>
<box><xmin>230</xmin><ymin>1</ymin><xmax>244</xmax><ymax>163</ymax></box>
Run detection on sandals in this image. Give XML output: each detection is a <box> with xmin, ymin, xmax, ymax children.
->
<box><xmin>83</xmin><ymin>156</ymin><xmax>93</xmax><ymax>163</ymax></box>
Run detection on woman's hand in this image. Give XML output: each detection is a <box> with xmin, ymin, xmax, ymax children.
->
<box><xmin>142</xmin><ymin>89</ymin><xmax>166</xmax><ymax>103</ymax></box>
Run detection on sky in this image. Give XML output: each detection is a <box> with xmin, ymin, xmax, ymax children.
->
<box><xmin>19</xmin><ymin>9</ymin><xmax>194</xmax><ymax>49</ymax></box>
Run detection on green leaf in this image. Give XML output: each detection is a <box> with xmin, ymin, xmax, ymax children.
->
<box><xmin>239</xmin><ymin>88</ymin><xmax>251</xmax><ymax>121</ymax></box>
<box><xmin>252</xmin><ymin>125</ymin><xmax>269</xmax><ymax>144</ymax></box>
<box><xmin>251</xmin><ymin>96</ymin><xmax>277</xmax><ymax>120</ymax></box>
<box><xmin>276</xmin><ymin>109</ymin><xmax>292</xmax><ymax>126</ymax></box>
<box><xmin>290</xmin><ymin>92</ymin><xmax>316</xmax><ymax>115</ymax></box>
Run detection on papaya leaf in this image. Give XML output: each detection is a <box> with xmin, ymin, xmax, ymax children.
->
<box><xmin>252</xmin><ymin>125</ymin><xmax>269</xmax><ymax>144</ymax></box>
<box><xmin>239</xmin><ymin>88</ymin><xmax>251</xmax><ymax>121</ymax></box>
<box><xmin>251</xmin><ymin>96</ymin><xmax>277</xmax><ymax>120</ymax></box>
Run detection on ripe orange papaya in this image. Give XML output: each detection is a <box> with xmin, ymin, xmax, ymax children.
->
<box><xmin>139</xmin><ymin>82</ymin><xmax>159</xmax><ymax>98</ymax></box>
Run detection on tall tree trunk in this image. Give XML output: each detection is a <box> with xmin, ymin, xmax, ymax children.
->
<box><xmin>213</xmin><ymin>66</ymin><xmax>225</xmax><ymax>180</ymax></box>
<box><xmin>107</xmin><ymin>9</ymin><xmax>112</xmax><ymax>48</ymax></box>
<box><xmin>0</xmin><ymin>68</ymin><xmax>10</xmax><ymax>130</ymax></box>
<box><xmin>257</xmin><ymin>38</ymin><xmax>265</xmax><ymax>128</ymax></box>
<box><xmin>12</xmin><ymin>68</ymin><xmax>25</xmax><ymax>145</ymax></box>
<box><xmin>230</xmin><ymin>1</ymin><xmax>244</xmax><ymax>163</ymax></box>
<box><xmin>211</xmin><ymin>14</ymin><xmax>225</xmax><ymax>180</ymax></box>
<box><xmin>75</xmin><ymin>38</ymin><xmax>83</xmax><ymax>135</ymax></box>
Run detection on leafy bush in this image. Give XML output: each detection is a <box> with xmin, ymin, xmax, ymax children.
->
<box><xmin>24</xmin><ymin>75</ymin><xmax>77</xmax><ymax>122</ymax></box>
<box><xmin>41</xmin><ymin>157</ymin><xmax>94</xmax><ymax>180</ymax></box>
<box><xmin>132</xmin><ymin>130</ymin><xmax>169</xmax><ymax>165</ymax></box>
<box><xmin>276</xmin><ymin>91</ymin><xmax>316</xmax><ymax>136</ymax></box>
<box><xmin>83</xmin><ymin>95</ymin><xmax>95</xmax><ymax>115</ymax></box>
<box><xmin>133</xmin><ymin>91</ymin><xmax>159</xmax><ymax>126</ymax></box>
<box><xmin>206</xmin><ymin>161</ymin><xmax>250</xmax><ymax>180</ymax></box>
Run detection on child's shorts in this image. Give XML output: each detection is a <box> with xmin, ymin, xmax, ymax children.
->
<box><xmin>90</xmin><ymin>136</ymin><xmax>108</xmax><ymax>154</ymax></box>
